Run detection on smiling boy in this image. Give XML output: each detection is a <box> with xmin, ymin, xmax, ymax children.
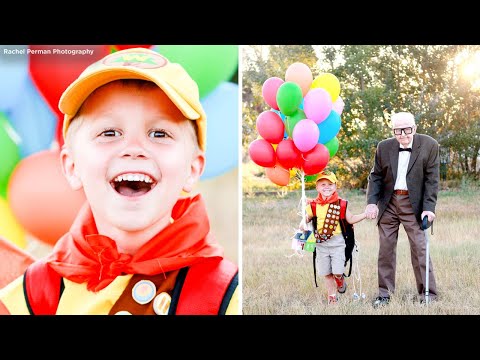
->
<box><xmin>0</xmin><ymin>47</ymin><xmax>239</xmax><ymax>315</ymax></box>
<box><xmin>304</xmin><ymin>171</ymin><xmax>366</xmax><ymax>304</ymax></box>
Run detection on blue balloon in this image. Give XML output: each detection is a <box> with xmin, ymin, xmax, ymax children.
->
<box><xmin>0</xmin><ymin>45</ymin><xmax>29</xmax><ymax>111</ymax></box>
<box><xmin>200</xmin><ymin>82</ymin><xmax>238</xmax><ymax>180</ymax></box>
<box><xmin>299</xmin><ymin>98</ymin><xmax>304</xmax><ymax>110</ymax></box>
<box><xmin>7</xmin><ymin>76</ymin><xmax>56</xmax><ymax>158</ymax></box>
<box><xmin>271</xmin><ymin>108</ymin><xmax>286</xmax><ymax>121</ymax></box>
<box><xmin>318</xmin><ymin>110</ymin><xmax>341</xmax><ymax>144</ymax></box>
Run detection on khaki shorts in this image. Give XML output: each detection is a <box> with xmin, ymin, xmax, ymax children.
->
<box><xmin>315</xmin><ymin>234</ymin><xmax>346</xmax><ymax>276</ymax></box>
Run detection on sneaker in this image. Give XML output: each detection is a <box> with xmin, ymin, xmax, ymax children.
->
<box><xmin>372</xmin><ymin>296</ymin><xmax>390</xmax><ymax>308</ymax></box>
<box><xmin>328</xmin><ymin>295</ymin><xmax>338</xmax><ymax>304</ymax></box>
<box><xmin>334</xmin><ymin>275</ymin><xmax>347</xmax><ymax>294</ymax></box>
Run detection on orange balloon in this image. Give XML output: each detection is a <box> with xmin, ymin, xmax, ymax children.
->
<box><xmin>8</xmin><ymin>149</ymin><xmax>86</xmax><ymax>246</ymax></box>
<box><xmin>266</xmin><ymin>163</ymin><xmax>290</xmax><ymax>187</ymax></box>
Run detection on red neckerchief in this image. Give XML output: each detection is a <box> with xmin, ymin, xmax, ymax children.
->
<box><xmin>46</xmin><ymin>194</ymin><xmax>223</xmax><ymax>292</ymax></box>
<box><xmin>312</xmin><ymin>191</ymin><xmax>339</xmax><ymax>206</ymax></box>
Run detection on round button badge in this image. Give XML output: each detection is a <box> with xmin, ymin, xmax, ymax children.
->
<box><xmin>132</xmin><ymin>279</ymin><xmax>157</xmax><ymax>305</ymax></box>
<box><xmin>153</xmin><ymin>292</ymin><xmax>172</xmax><ymax>315</ymax></box>
<box><xmin>115</xmin><ymin>310</ymin><xmax>132</xmax><ymax>315</ymax></box>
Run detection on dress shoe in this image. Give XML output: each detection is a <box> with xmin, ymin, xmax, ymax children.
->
<box><xmin>372</xmin><ymin>296</ymin><xmax>390</xmax><ymax>308</ymax></box>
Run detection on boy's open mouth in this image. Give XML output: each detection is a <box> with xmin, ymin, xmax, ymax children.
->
<box><xmin>110</xmin><ymin>173</ymin><xmax>157</xmax><ymax>197</ymax></box>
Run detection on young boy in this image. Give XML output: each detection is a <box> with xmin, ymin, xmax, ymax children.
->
<box><xmin>304</xmin><ymin>170</ymin><xmax>366</xmax><ymax>305</ymax></box>
<box><xmin>0</xmin><ymin>47</ymin><xmax>239</xmax><ymax>315</ymax></box>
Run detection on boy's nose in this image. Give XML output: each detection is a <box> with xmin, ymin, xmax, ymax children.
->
<box><xmin>120</xmin><ymin>144</ymin><xmax>149</xmax><ymax>159</ymax></box>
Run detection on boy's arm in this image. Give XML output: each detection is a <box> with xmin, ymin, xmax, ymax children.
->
<box><xmin>345</xmin><ymin>208</ymin><xmax>366</xmax><ymax>225</ymax></box>
<box><xmin>299</xmin><ymin>205</ymin><xmax>313</xmax><ymax>231</ymax></box>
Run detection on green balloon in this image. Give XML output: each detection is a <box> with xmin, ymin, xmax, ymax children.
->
<box><xmin>0</xmin><ymin>112</ymin><xmax>21</xmax><ymax>198</ymax></box>
<box><xmin>305</xmin><ymin>174</ymin><xmax>318</xmax><ymax>182</ymax></box>
<box><xmin>154</xmin><ymin>45</ymin><xmax>238</xmax><ymax>99</ymax></box>
<box><xmin>285</xmin><ymin>109</ymin><xmax>306</xmax><ymax>138</ymax></box>
<box><xmin>276</xmin><ymin>82</ymin><xmax>303</xmax><ymax>116</ymax></box>
<box><xmin>324</xmin><ymin>136</ymin><xmax>339</xmax><ymax>158</ymax></box>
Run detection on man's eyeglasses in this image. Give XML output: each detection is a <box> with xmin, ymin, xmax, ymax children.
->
<box><xmin>393</xmin><ymin>126</ymin><xmax>414</xmax><ymax>135</ymax></box>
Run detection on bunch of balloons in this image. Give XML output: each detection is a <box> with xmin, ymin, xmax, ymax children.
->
<box><xmin>248</xmin><ymin>62</ymin><xmax>345</xmax><ymax>186</ymax></box>
<box><xmin>0</xmin><ymin>44</ymin><xmax>238</xmax><ymax>249</ymax></box>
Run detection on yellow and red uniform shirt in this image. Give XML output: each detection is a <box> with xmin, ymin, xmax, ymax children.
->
<box><xmin>0</xmin><ymin>194</ymin><xmax>239</xmax><ymax>315</ymax></box>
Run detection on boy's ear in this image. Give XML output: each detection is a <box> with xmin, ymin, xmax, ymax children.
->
<box><xmin>182</xmin><ymin>151</ymin><xmax>205</xmax><ymax>193</ymax></box>
<box><xmin>60</xmin><ymin>146</ymin><xmax>83</xmax><ymax>191</ymax></box>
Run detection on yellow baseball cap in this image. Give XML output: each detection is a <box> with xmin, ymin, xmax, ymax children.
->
<box><xmin>316</xmin><ymin>170</ymin><xmax>337</xmax><ymax>184</ymax></box>
<box><xmin>58</xmin><ymin>47</ymin><xmax>207</xmax><ymax>151</ymax></box>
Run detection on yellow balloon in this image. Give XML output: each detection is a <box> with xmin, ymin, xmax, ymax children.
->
<box><xmin>311</xmin><ymin>73</ymin><xmax>341</xmax><ymax>102</ymax></box>
<box><xmin>0</xmin><ymin>197</ymin><xmax>27</xmax><ymax>249</ymax></box>
<box><xmin>272</xmin><ymin>144</ymin><xmax>278</xmax><ymax>151</ymax></box>
<box><xmin>289</xmin><ymin>169</ymin><xmax>297</xmax><ymax>178</ymax></box>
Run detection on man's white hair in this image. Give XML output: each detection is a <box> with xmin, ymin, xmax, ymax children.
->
<box><xmin>391</xmin><ymin>112</ymin><xmax>415</xmax><ymax>125</ymax></box>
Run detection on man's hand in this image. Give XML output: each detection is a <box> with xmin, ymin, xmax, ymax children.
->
<box><xmin>421</xmin><ymin>210</ymin><xmax>435</xmax><ymax>223</ymax></box>
<box><xmin>365</xmin><ymin>204</ymin><xmax>378</xmax><ymax>219</ymax></box>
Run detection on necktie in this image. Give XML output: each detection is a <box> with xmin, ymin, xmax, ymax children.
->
<box><xmin>399</xmin><ymin>148</ymin><xmax>412</xmax><ymax>152</ymax></box>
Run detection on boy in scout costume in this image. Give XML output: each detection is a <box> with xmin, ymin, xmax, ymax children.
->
<box><xmin>304</xmin><ymin>171</ymin><xmax>366</xmax><ymax>304</ymax></box>
<box><xmin>0</xmin><ymin>47</ymin><xmax>238</xmax><ymax>315</ymax></box>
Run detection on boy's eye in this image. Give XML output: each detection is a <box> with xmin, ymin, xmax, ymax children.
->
<box><xmin>148</xmin><ymin>130</ymin><xmax>167</xmax><ymax>138</ymax></box>
<box><xmin>101</xmin><ymin>129</ymin><xmax>122</xmax><ymax>137</ymax></box>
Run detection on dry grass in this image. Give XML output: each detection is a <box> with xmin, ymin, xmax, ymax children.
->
<box><xmin>242</xmin><ymin>187</ymin><xmax>480</xmax><ymax>315</ymax></box>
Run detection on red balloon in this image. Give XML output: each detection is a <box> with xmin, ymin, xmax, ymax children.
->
<box><xmin>302</xmin><ymin>144</ymin><xmax>330</xmax><ymax>175</ymax></box>
<box><xmin>256</xmin><ymin>111</ymin><xmax>284</xmax><ymax>144</ymax></box>
<box><xmin>29</xmin><ymin>45</ymin><xmax>111</xmax><ymax>147</ymax></box>
<box><xmin>8</xmin><ymin>149</ymin><xmax>86</xmax><ymax>246</ymax></box>
<box><xmin>248</xmin><ymin>139</ymin><xmax>276</xmax><ymax>168</ymax></box>
<box><xmin>114</xmin><ymin>45</ymin><xmax>153</xmax><ymax>51</ymax></box>
<box><xmin>276</xmin><ymin>139</ymin><xmax>303</xmax><ymax>169</ymax></box>
<box><xmin>266</xmin><ymin>163</ymin><xmax>290</xmax><ymax>186</ymax></box>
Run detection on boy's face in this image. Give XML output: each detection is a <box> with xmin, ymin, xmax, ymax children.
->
<box><xmin>61</xmin><ymin>81</ymin><xmax>205</xmax><ymax>233</ymax></box>
<box><xmin>316</xmin><ymin>179</ymin><xmax>336</xmax><ymax>198</ymax></box>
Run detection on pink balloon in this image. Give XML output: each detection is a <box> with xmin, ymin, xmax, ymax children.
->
<box><xmin>303</xmin><ymin>88</ymin><xmax>333</xmax><ymax>124</ymax></box>
<box><xmin>302</xmin><ymin>144</ymin><xmax>330</xmax><ymax>175</ymax></box>
<box><xmin>248</xmin><ymin>139</ymin><xmax>276</xmax><ymax>168</ymax></box>
<box><xmin>285</xmin><ymin>62</ymin><xmax>313</xmax><ymax>97</ymax></box>
<box><xmin>256</xmin><ymin>111</ymin><xmax>285</xmax><ymax>144</ymax></box>
<box><xmin>262</xmin><ymin>77</ymin><xmax>284</xmax><ymax>110</ymax></box>
<box><xmin>292</xmin><ymin>119</ymin><xmax>320</xmax><ymax>153</ymax></box>
<box><xmin>276</xmin><ymin>139</ymin><xmax>303</xmax><ymax>169</ymax></box>
<box><xmin>332</xmin><ymin>96</ymin><xmax>345</xmax><ymax>115</ymax></box>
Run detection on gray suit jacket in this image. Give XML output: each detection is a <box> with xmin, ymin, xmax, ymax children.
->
<box><xmin>366</xmin><ymin>133</ymin><xmax>440</xmax><ymax>226</ymax></box>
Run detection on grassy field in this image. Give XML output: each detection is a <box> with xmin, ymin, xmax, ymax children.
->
<box><xmin>242</xmin><ymin>186</ymin><xmax>480</xmax><ymax>315</ymax></box>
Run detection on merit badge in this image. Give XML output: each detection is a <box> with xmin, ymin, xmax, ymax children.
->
<box><xmin>115</xmin><ymin>310</ymin><xmax>132</xmax><ymax>315</ymax></box>
<box><xmin>153</xmin><ymin>292</ymin><xmax>172</xmax><ymax>315</ymax></box>
<box><xmin>132</xmin><ymin>279</ymin><xmax>156</xmax><ymax>305</ymax></box>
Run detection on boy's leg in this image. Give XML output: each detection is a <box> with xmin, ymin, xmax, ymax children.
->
<box><xmin>325</xmin><ymin>274</ymin><xmax>337</xmax><ymax>304</ymax></box>
<box><xmin>333</xmin><ymin>274</ymin><xmax>346</xmax><ymax>293</ymax></box>
<box><xmin>329</xmin><ymin>234</ymin><xmax>347</xmax><ymax>294</ymax></box>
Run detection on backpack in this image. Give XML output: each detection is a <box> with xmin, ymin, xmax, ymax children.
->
<box><xmin>310</xmin><ymin>198</ymin><xmax>355</xmax><ymax>287</ymax></box>
<box><xmin>23</xmin><ymin>257</ymin><xmax>238</xmax><ymax>315</ymax></box>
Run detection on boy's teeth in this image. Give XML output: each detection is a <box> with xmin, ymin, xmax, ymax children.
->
<box><xmin>114</xmin><ymin>173</ymin><xmax>153</xmax><ymax>183</ymax></box>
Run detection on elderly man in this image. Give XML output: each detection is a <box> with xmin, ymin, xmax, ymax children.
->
<box><xmin>365</xmin><ymin>112</ymin><xmax>440</xmax><ymax>307</ymax></box>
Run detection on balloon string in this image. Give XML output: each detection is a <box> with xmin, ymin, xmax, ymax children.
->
<box><xmin>300</xmin><ymin>169</ymin><xmax>306</xmax><ymax>225</ymax></box>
